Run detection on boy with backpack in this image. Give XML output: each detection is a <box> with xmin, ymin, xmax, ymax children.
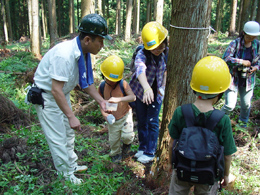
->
<box><xmin>168</xmin><ymin>56</ymin><xmax>237</xmax><ymax>194</ymax></box>
<box><xmin>98</xmin><ymin>55</ymin><xmax>136</xmax><ymax>163</ymax></box>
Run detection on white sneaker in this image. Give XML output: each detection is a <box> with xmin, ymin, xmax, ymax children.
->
<box><xmin>134</xmin><ymin>150</ymin><xmax>144</xmax><ymax>158</ymax></box>
<box><xmin>74</xmin><ymin>165</ymin><xmax>88</xmax><ymax>172</ymax></box>
<box><xmin>69</xmin><ymin>174</ymin><xmax>83</xmax><ymax>185</ymax></box>
<box><xmin>137</xmin><ymin>155</ymin><xmax>154</xmax><ymax>164</ymax></box>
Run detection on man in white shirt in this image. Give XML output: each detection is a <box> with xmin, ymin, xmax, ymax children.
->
<box><xmin>33</xmin><ymin>14</ymin><xmax>112</xmax><ymax>184</ymax></box>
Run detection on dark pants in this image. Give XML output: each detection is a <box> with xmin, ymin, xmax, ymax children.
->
<box><xmin>135</xmin><ymin>98</ymin><xmax>162</xmax><ymax>157</ymax></box>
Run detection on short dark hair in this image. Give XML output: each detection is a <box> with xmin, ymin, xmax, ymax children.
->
<box><xmin>79</xmin><ymin>32</ymin><xmax>99</xmax><ymax>41</ymax></box>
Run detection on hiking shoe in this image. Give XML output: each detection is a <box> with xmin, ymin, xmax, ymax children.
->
<box><xmin>122</xmin><ymin>144</ymin><xmax>131</xmax><ymax>158</ymax></box>
<box><xmin>134</xmin><ymin>150</ymin><xmax>144</xmax><ymax>158</ymax></box>
<box><xmin>74</xmin><ymin>165</ymin><xmax>88</xmax><ymax>172</ymax></box>
<box><xmin>111</xmin><ymin>154</ymin><xmax>122</xmax><ymax>163</ymax></box>
<box><xmin>68</xmin><ymin>174</ymin><xmax>83</xmax><ymax>185</ymax></box>
<box><xmin>137</xmin><ymin>155</ymin><xmax>154</xmax><ymax>164</ymax></box>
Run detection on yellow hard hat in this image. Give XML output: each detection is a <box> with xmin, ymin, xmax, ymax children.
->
<box><xmin>100</xmin><ymin>55</ymin><xmax>124</xmax><ymax>82</ymax></box>
<box><xmin>190</xmin><ymin>56</ymin><xmax>231</xmax><ymax>94</ymax></box>
<box><xmin>141</xmin><ymin>21</ymin><xmax>168</xmax><ymax>50</ymax></box>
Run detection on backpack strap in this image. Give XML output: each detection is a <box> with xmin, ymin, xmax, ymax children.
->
<box><xmin>181</xmin><ymin>104</ymin><xmax>225</xmax><ymax>130</ymax></box>
<box><xmin>100</xmin><ymin>80</ymin><xmax>105</xmax><ymax>98</ymax></box>
<box><xmin>119</xmin><ymin>79</ymin><xmax>126</xmax><ymax>96</ymax></box>
<box><xmin>205</xmin><ymin>109</ymin><xmax>225</xmax><ymax>131</ymax></box>
<box><xmin>181</xmin><ymin>104</ymin><xmax>196</xmax><ymax>127</ymax></box>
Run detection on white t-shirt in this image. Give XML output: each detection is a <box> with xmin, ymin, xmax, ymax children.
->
<box><xmin>34</xmin><ymin>37</ymin><xmax>80</xmax><ymax>95</ymax></box>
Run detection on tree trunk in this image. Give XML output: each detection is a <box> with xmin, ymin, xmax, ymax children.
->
<box><xmin>146</xmin><ymin>0</ymin><xmax>151</xmax><ymax>23</ymax></box>
<box><xmin>229</xmin><ymin>0</ymin><xmax>237</xmax><ymax>36</ymax></box>
<box><xmin>239</xmin><ymin>0</ymin><xmax>250</xmax><ymax>32</ymax></box>
<box><xmin>48</xmin><ymin>0</ymin><xmax>58</xmax><ymax>48</ymax></box>
<box><xmin>1</xmin><ymin>0</ymin><xmax>9</xmax><ymax>43</ymax></box>
<box><xmin>31</xmin><ymin>0</ymin><xmax>40</xmax><ymax>56</ymax></box>
<box><xmin>69</xmin><ymin>0</ymin><xmax>75</xmax><ymax>33</ymax></box>
<box><xmin>41</xmin><ymin>0</ymin><xmax>47</xmax><ymax>39</ymax></box>
<box><xmin>154</xmin><ymin>0</ymin><xmax>163</xmax><ymax>24</ymax></box>
<box><xmin>57</xmin><ymin>0</ymin><xmax>61</xmax><ymax>37</ymax></box>
<box><xmin>237</xmin><ymin>0</ymin><xmax>243</xmax><ymax>32</ymax></box>
<box><xmin>250</xmin><ymin>0</ymin><xmax>257</xmax><ymax>21</ymax></box>
<box><xmin>102</xmin><ymin>0</ymin><xmax>106</xmax><ymax>18</ymax></box>
<box><xmin>256</xmin><ymin>0</ymin><xmax>260</xmax><ymax>24</ymax></box>
<box><xmin>133</xmin><ymin>0</ymin><xmax>140</xmax><ymax>34</ymax></box>
<box><xmin>116</xmin><ymin>0</ymin><xmax>121</xmax><ymax>35</ymax></box>
<box><xmin>124</xmin><ymin>0</ymin><xmax>132</xmax><ymax>42</ymax></box>
<box><xmin>215</xmin><ymin>0</ymin><xmax>223</xmax><ymax>32</ymax></box>
<box><xmin>81</xmin><ymin>0</ymin><xmax>94</xmax><ymax>18</ymax></box>
<box><xmin>151</xmin><ymin>0</ymin><xmax>212</xmax><ymax>184</ymax></box>
<box><xmin>97</xmin><ymin>0</ymin><xmax>102</xmax><ymax>15</ymax></box>
<box><xmin>5</xmin><ymin>0</ymin><xmax>12</xmax><ymax>41</ymax></box>
<box><xmin>27</xmin><ymin>0</ymin><xmax>32</xmax><ymax>38</ymax></box>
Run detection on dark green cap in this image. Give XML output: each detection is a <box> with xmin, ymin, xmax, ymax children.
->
<box><xmin>78</xmin><ymin>14</ymin><xmax>112</xmax><ymax>40</ymax></box>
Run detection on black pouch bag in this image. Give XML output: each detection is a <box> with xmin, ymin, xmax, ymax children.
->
<box><xmin>27</xmin><ymin>86</ymin><xmax>45</xmax><ymax>108</ymax></box>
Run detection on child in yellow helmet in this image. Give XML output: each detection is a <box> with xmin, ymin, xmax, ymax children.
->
<box><xmin>168</xmin><ymin>56</ymin><xmax>237</xmax><ymax>194</ymax></box>
<box><xmin>99</xmin><ymin>55</ymin><xmax>136</xmax><ymax>163</ymax></box>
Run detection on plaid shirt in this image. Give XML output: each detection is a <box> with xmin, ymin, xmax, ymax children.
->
<box><xmin>129</xmin><ymin>49</ymin><xmax>167</xmax><ymax>104</ymax></box>
<box><xmin>223</xmin><ymin>37</ymin><xmax>260</xmax><ymax>91</ymax></box>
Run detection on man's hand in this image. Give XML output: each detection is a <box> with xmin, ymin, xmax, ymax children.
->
<box><xmin>242</xmin><ymin>60</ymin><xmax>251</xmax><ymax>67</ymax></box>
<box><xmin>68</xmin><ymin>115</ymin><xmax>81</xmax><ymax>131</ymax></box>
<box><xmin>221</xmin><ymin>175</ymin><xmax>229</xmax><ymax>187</ymax></box>
<box><xmin>248</xmin><ymin>66</ymin><xmax>257</xmax><ymax>75</ymax></box>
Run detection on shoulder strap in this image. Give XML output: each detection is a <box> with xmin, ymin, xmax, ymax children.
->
<box><xmin>100</xmin><ymin>80</ymin><xmax>105</xmax><ymax>98</ymax></box>
<box><xmin>181</xmin><ymin>104</ymin><xmax>225</xmax><ymax>130</ymax></box>
<box><xmin>205</xmin><ymin>109</ymin><xmax>225</xmax><ymax>131</ymax></box>
<box><xmin>119</xmin><ymin>79</ymin><xmax>126</xmax><ymax>96</ymax></box>
<box><xmin>181</xmin><ymin>104</ymin><xmax>195</xmax><ymax>127</ymax></box>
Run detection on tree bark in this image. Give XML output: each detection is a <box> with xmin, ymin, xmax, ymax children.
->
<box><xmin>132</xmin><ymin>0</ymin><xmax>140</xmax><ymax>34</ymax></box>
<box><xmin>229</xmin><ymin>0</ymin><xmax>237</xmax><ymax>36</ymax></box>
<box><xmin>215</xmin><ymin>0</ymin><xmax>223</xmax><ymax>32</ymax></box>
<box><xmin>154</xmin><ymin>0</ymin><xmax>164</xmax><ymax>24</ymax></box>
<box><xmin>146</xmin><ymin>0</ymin><xmax>151</xmax><ymax>23</ymax></box>
<box><xmin>256</xmin><ymin>0</ymin><xmax>260</xmax><ymax>24</ymax></box>
<box><xmin>116</xmin><ymin>0</ymin><xmax>121</xmax><ymax>35</ymax></box>
<box><xmin>5</xmin><ymin>0</ymin><xmax>12</xmax><ymax>41</ymax></box>
<box><xmin>151</xmin><ymin>0</ymin><xmax>212</xmax><ymax>184</ymax></box>
<box><xmin>69</xmin><ymin>0</ymin><xmax>75</xmax><ymax>33</ymax></box>
<box><xmin>81</xmin><ymin>0</ymin><xmax>94</xmax><ymax>18</ymax></box>
<box><xmin>124</xmin><ymin>0</ymin><xmax>133</xmax><ymax>42</ymax></box>
<box><xmin>48</xmin><ymin>0</ymin><xmax>58</xmax><ymax>48</ymax></box>
<box><xmin>41</xmin><ymin>1</ymin><xmax>47</xmax><ymax>39</ymax></box>
<box><xmin>1</xmin><ymin>0</ymin><xmax>9</xmax><ymax>43</ymax></box>
<box><xmin>97</xmin><ymin>0</ymin><xmax>102</xmax><ymax>15</ymax></box>
<box><xmin>250</xmin><ymin>0</ymin><xmax>258</xmax><ymax>21</ymax></box>
<box><xmin>31</xmin><ymin>0</ymin><xmax>41</xmax><ymax>56</ymax></box>
<box><xmin>239</xmin><ymin>0</ymin><xmax>250</xmax><ymax>32</ymax></box>
<box><xmin>27</xmin><ymin>0</ymin><xmax>32</xmax><ymax>37</ymax></box>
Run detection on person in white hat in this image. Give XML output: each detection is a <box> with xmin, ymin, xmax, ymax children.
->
<box><xmin>221</xmin><ymin>21</ymin><xmax>260</xmax><ymax>128</ymax></box>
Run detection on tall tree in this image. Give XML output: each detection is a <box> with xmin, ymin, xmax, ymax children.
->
<box><xmin>81</xmin><ymin>0</ymin><xmax>94</xmax><ymax>17</ymax></box>
<box><xmin>41</xmin><ymin>0</ymin><xmax>47</xmax><ymax>39</ymax></box>
<box><xmin>97</xmin><ymin>0</ymin><xmax>102</xmax><ymax>15</ymax></box>
<box><xmin>239</xmin><ymin>0</ymin><xmax>250</xmax><ymax>32</ymax></box>
<box><xmin>229</xmin><ymin>0</ymin><xmax>237</xmax><ymax>36</ymax></box>
<box><xmin>133</xmin><ymin>0</ymin><xmax>140</xmax><ymax>34</ymax></box>
<box><xmin>250</xmin><ymin>0</ymin><xmax>258</xmax><ymax>21</ymax></box>
<box><xmin>124</xmin><ymin>0</ymin><xmax>133</xmax><ymax>42</ymax></box>
<box><xmin>69</xmin><ymin>0</ymin><xmax>75</xmax><ymax>33</ymax></box>
<box><xmin>256</xmin><ymin>0</ymin><xmax>260</xmax><ymax>24</ymax></box>
<box><xmin>31</xmin><ymin>0</ymin><xmax>41</xmax><ymax>56</ymax></box>
<box><xmin>48</xmin><ymin>0</ymin><xmax>58</xmax><ymax>48</ymax></box>
<box><xmin>154</xmin><ymin>0</ymin><xmax>164</xmax><ymax>24</ymax></box>
<box><xmin>5</xmin><ymin>0</ymin><xmax>12</xmax><ymax>41</ymax></box>
<box><xmin>27</xmin><ymin>0</ymin><xmax>32</xmax><ymax>37</ymax></box>
<box><xmin>1</xmin><ymin>0</ymin><xmax>8</xmax><ymax>43</ymax></box>
<box><xmin>215</xmin><ymin>0</ymin><xmax>223</xmax><ymax>32</ymax></box>
<box><xmin>151</xmin><ymin>0</ymin><xmax>213</xmax><ymax>183</ymax></box>
<box><xmin>146</xmin><ymin>0</ymin><xmax>151</xmax><ymax>23</ymax></box>
<box><xmin>116</xmin><ymin>0</ymin><xmax>121</xmax><ymax>35</ymax></box>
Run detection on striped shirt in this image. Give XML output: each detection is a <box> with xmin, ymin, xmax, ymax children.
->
<box><xmin>129</xmin><ymin>49</ymin><xmax>167</xmax><ymax>104</ymax></box>
<box><xmin>223</xmin><ymin>37</ymin><xmax>260</xmax><ymax>91</ymax></box>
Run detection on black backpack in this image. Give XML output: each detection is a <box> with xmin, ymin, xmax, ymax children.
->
<box><xmin>99</xmin><ymin>79</ymin><xmax>135</xmax><ymax>109</ymax></box>
<box><xmin>129</xmin><ymin>44</ymin><xmax>168</xmax><ymax>73</ymax></box>
<box><xmin>172</xmin><ymin>104</ymin><xmax>225</xmax><ymax>185</ymax></box>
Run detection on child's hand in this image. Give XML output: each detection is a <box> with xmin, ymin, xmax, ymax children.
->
<box><xmin>108</xmin><ymin>97</ymin><xmax>121</xmax><ymax>103</ymax></box>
